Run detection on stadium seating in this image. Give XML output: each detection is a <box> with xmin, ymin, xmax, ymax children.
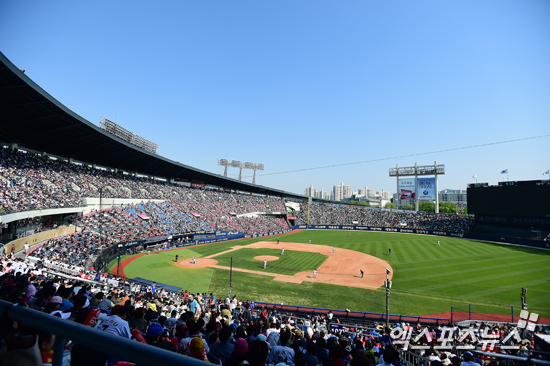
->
<box><xmin>0</xmin><ymin>144</ymin><xmax>544</xmax><ymax>366</ymax></box>
<box><xmin>295</xmin><ymin>202</ymin><xmax>474</xmax><ymax>232</ymax></box>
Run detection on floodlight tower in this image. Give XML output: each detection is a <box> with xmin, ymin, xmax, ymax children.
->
<box><xmin>231</xmin><ymin>160</ymin><xmax>243</xmax><ymax>180</ymax></box>
<box><xmin>244</xmin><ymin>162</ymin><xmax>264</xmax><ymax>184</ymax></box>
<box><xmin>218</xmin><ymin>159</ymin><xmax>229</xmax><ymax>177</ymax></box>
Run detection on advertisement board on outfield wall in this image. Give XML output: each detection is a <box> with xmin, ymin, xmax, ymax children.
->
<box><xmin>292</xmin><ymin>225</ymin><xmax>547</xmax><ymax>248</ymax></box>
<box><xmin>293</xmin><ymin>224</ymin><xmax>459</xmax><ymax>237</ymax></box>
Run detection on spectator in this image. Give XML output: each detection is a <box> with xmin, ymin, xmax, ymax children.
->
<box><xmin>98</xmin><ymin>305</ymin><xmax>132</xmax><ymax>339</ymax></box>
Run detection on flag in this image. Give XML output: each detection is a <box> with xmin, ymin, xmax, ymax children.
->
<box><xmin>544</xmin><ymin>170</ymin><xmax>549</xmax><ymax>176</ymax></box>
<box><xmin>472</xmin><ymin>175</ymin><xmax>477</xmax><ymax>179</ymax></box>
<box><xmin>308</xmin><ymin>196</ymin><xmax>312</xmax><ymax>205</ymax></box>
<box><xmin>500</xmin><ymin>169</ymin><xmax>508</xmax><ymax>174</ymax></box>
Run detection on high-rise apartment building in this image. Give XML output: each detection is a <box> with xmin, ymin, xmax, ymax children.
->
<box><xmin>376</xmin><ymin>189</ymin><xmax>392</xmax><ymax>200</ymax></box>
<box><xmin>333</xmin><ymin>182</ymin><xmax>352</xmax><ymax>201</ymax></box>
<box><xmin>304</xmin><ymin>185</ymin><xmax>317</xmax><ymax>197</ymax></box>
<box><xmin>439</xmin><ymin>189</ymin><xmax>467</xmax><ymax>205</ymax></box>
<box><xmin>315</xmin><ymin>189</ymin><xmax>330</xmax><ymax>200</ymax></box>
<box><xmin>356</xmin><ymin>186</ymin><xmax>376</xmax><ymax>198</ymax></box>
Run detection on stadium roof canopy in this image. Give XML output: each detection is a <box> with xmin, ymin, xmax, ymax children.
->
<box><xmin>0</xmin><ymin>52</ymin><xmax>301</xmax><ymax>198</ymax></box>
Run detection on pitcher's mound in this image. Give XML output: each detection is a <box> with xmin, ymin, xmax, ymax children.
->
<box><xmin>254</xmin><ymin>255</ymin><xmax>279</xmax><ymax>261</ymax></box>
<box><xmin>176</xmin><ymin>258</ymin><xmax>218</xmax><ymax>268</ymax></box>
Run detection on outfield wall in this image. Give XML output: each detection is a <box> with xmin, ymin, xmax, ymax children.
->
<box><xmin>293</xmin><ymin>225</ymin><xmax>547</xmax><ymax>249</ymax></box>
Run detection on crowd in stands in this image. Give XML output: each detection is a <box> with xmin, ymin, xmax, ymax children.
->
<box><xmin>296</xmin><ymin>203</ymin><xmax>474</xmax><ymax>233</ymax></box>
<box><xmin>0</xmin><ymin>148</ymin><xmax>84</xmax><ymax>214</ymax></box>
<box><xmin>13</xmin><ymin>216</ymin><xmax>59</xmax><ymax>239</ymax></box>
<box><xmin>77</xmin><ymin>207</ymin><xmax>167</xmax><ymax>242</ymax></box>
<box><xmin>123</xmin><ymin>201</ymin><xmax>215</xmax><ymax>234</ymax></box>
<box><xmin>2</xmin><ymin>146</ymin><xmax>476</xmax><ymax>238</ymax></box>
<box><xmin>119</xmin><ymin>201</ymin><xmax>289</xmax><ymax>236</ymax></box>
<box><xmin>75</xmin><ymin>203</ymin><xmax>289</xmax><ymax>240</ymax></box>
<box><xmin>1</xmin><ymin>146</ymin><xmax>289</xmax><ymax>238</ymax></box>
<box><xmin>5</xmin><ymin>204</ymin><xmax>287</xmax><ymax>278</ymax></box>
<box><xmin>0</xmin><ymin>146</ymin><xmax>286</xmax><ymax>217</ymax></box>
<box><xmin>30</xmin><ymin>231</ymin><xmax>114</xmax><ymax>269</ymax></box>
<box><xmin>0</xmin><ymin>258</ymin><xmax>547</xmax><ymax>366</ymax></box>
<box><xmin>215</xmin><ymin>216</ymin><xmax>289</xmax><ymax>236</ymax></box>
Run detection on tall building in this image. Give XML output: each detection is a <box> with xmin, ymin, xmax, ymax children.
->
<box><xmin>333</xmin><ymin>182</ymin><xmax>352</xmax><ymax>201</ymax></box>
<box><xmin>315</xmin><ymin>189</ymin><xmax>330</xmax><ymax>200</ymax></box>
<box><xmin>304</xmin><ymin>185</ymin><xmax>317</xmax><ymax>197</ymax></box>
<box><xmin>356</xmin><ymin>186</ymin><xmax>375</xmax><ymax>198</ymax></box>
<box><xmin>439</xmin><ymin>189</ymin><xmax>467</xmax><ymax>205</ymax></box>
<box><xmin>376</xmin><ymin>189</ymin><xmax>392</xmax><ymax>200</ymax></box>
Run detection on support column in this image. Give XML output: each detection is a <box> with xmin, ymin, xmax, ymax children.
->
<box><xmin>435</xmin><ymin>161</ymin><xmax>439</xmax><ymax>213</ymax></box>
<box><xmin>414</xmin><ymin>163</ymin><xmax>419</xmax><ymax>211</ymax></box>
<box><xmin>395</xmin><ymin>164</ymin><xmax>399</xmax><ymax>209</ymax></box>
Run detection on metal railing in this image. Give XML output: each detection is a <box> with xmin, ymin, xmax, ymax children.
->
<box><xmin>398</xmin><ymin>349</ymin><xmax>430</xmax><ymax>366</ymax></box>
<box><xmin>0</xmin><ymin>300</ymin><xmax>209</xmax><ymax>366</ymax></box>
<box><xmin>472</xmin><ymin>350</ymin><xmax>550</xmax><ymax>365</ymax></box>
<box><xmin>252</xmin><ymin>301</ymin><xmax>450</xmax><ymax>324</ymax></box>
<box><xmin>397</xmin><ymin>348</ymin><xmax>550</xmax><ymax>366</ymax></box>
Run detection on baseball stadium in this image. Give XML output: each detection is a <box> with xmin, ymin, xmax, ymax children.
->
<box><xmin>1</xmin><ymin>47</ymin><xmax>549</xmax><ymax>366</ymax></box>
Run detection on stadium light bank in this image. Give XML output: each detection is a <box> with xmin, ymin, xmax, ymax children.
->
<box><xmin>218</xmin><ymin>159</ymin><xmax>264</xmax><ymax>184</ymax></box>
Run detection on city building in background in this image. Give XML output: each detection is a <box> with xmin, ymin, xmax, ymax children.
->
<box><xmin>439</xmin><ymin>189</ymin><xmax>467</xmax><ymax>206</ymax></box>
<box><xmin>304</xmin><ymin>185</ymin><xmax>317</xmax><ymax>197</ymax></box>
<box><xmin>376</xmin><ymin>189</ymin><xmax>392</xmax><ymax>200</ymax></box>
<box><xmin>315</xmin><ymin>189</ymin><xmax>330</xmax><ymax>200</ymax></box>
<box><xmin>333</xmin><ymin>182</ymin><xmax>352</xmax><ymax>201</ymax></box>
<box><xmin>304</xmin><ymin>183</ymin><xmax>392</xmax><ymax>204</ymax></box>
<box><xmin>353</xmin><ymin>186</ymin><xmax>375</xmax><ymax>199</ymax></box>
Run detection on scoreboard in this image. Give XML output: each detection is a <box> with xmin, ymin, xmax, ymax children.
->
<box><xmin>467</xmin><ymin>180</ymin><xmax>550</xmax><ymax>219</ymax></box>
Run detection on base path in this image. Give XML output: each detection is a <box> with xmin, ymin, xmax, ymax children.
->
<box><xmin>205</xmin><ymin>241</ymin><xmax>392</xmax><ymax>289</ymax></box>
<box><xmin>112</xmin><ymin>231</ymin><xmax>305</xmax><ymax>277</ymax></box>
<box><xmin>176</xmin><ymin>258</ymin><xmax>219</xmax><ymax>268</ymax></box>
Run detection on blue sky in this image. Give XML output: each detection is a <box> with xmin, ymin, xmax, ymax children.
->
<box><xmin>1</xmin><ymin>1</ymin><xmax>548</xmax><ymax>196</ymax></box>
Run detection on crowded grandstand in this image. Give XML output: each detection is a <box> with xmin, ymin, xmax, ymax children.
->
<box><xmin>1</xmin><ymin>143</ymin><xmax>547</xmax><ymax>366</ymax></box>
<box><xmin>1</xmin><ymin>52</ymin><xmax>548</xmax><ymax>366</ymax></box>
<box><xmin>2</xmin><ymin>258</ymin><xmax>548</xmax><ymax>366</ymax></box>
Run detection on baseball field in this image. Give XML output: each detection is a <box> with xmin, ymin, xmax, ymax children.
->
<box><xmin>110</xmin><ymin>230</ymin><xmax>550</xmax><ymax>318</ymax></box>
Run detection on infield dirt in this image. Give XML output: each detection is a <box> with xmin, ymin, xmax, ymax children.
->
<box><xmin>175</xmin><ymin>241</ymin><xmax>392</xmax><ymax>289</ymax></box>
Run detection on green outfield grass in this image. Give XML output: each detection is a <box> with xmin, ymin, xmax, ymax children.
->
<box><xmin>212</xmin><ymin>248</ymin><xmax>328</xmax><ymax>275</ymax></box>
<box><xmin>111</xmin><ymin>230</ymin><xmax>550</xmax><ymax>317</ymax></box>
<box><xmin>122</xmin><ymin>248</ymin><xmax>214</xmax><ymax>291</ymax></box>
